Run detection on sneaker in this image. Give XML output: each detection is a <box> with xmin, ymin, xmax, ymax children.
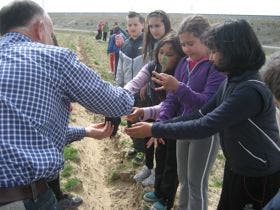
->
<box><xmin>150</xmin><ymin>201</ymin><xmax>167</xmax><ymax>210</ymax></box>
<box><xmin>127</xmin><ymin>148</ymin><xmax>137</xmax><ymax>159</ymax></box>
<box><xmin>133</xmin><ymin>165</ymin><xmax>151</xmax><ymax>182</ymax></box>
<box><xmin>143</xmin><ymin>191</ymin><xmax>159</xmax><ymax>203</ymax></box>
<box><xmin>58</xmin><ymin>194</ymin><xmax>83</xmax><ymax>209</ymax></box>
<box><xmin>132</xmin><ymin>152</ymin><xmax>145</xmax><ymax>166</ymax></box>
<box><xmin>142</xmin><ymin>169</ymin><xmax>155</xmax><ymax>186</ymax></box>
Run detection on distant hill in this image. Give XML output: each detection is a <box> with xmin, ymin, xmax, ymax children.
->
<box><xmin>50</xmin><ymin>13</ymin><xmax>280</xmax><ymax>47</ymax></box>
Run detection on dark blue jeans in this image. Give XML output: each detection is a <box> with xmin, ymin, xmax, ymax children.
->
<box><xmin>263</xmin><ymin>191</ymin><xmax>280</xmax><ymax>210</ymax></box>
<box><xmin>23</xmin><ymin>188</ymin><xmax>60</xmax><ymax>210</ymax></box>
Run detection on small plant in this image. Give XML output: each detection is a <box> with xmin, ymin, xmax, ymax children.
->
<box><xmin>120</xmin><ymin>138</ymin><xmax>131</xmax><ymax>147</ymax></box>
<box><xmin>61</xmin><ymin>163</ymin><xmax>73</xmax><ymax>178</ymax></box>
<box><xmin>217</xmin><ymin>151</ymin><xmax>225</xmax><ymax>160</ymax></box>
<box><xmin>120</xmin><ymin>119</ymin><xmax>127</xmax><ymax>126</ymax></box>
<box><xmin>64</xmin><ymin>145</ymin><xmax>80</xmax><ymax>162</ymax></box>
<box><xmin>209</xmin><ymin>177</ymin><xmax>223</xmax><ymax>188</ymax></box>
<box><xmin>63</xmin><ymin>177</ymin><xmax>82</xmax><ymax>191</ymax></box>
<box><xmin>107</xmin><ymin>170</ymin><xmax>121</xmax><ymax>183</ymax></box>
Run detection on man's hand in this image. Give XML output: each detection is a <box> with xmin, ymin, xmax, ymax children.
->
<box><xmin>152</xmin><ymin>71</ymin><xmax>179</xmax><ymax>91</ymax></box>
<box><xmin>85</xmin><ymin>122</ymin><xmax>114</xmax><ymax>140</ymax></box>
<box><xmin>124</xmin><ymin>122</ymin><xmax>152</xmax><ymax>138</ymax></box>
<box><xmin>124</xmin><ymin>107</ymin><xmax>144</xmax><ymax>123</ymax></box>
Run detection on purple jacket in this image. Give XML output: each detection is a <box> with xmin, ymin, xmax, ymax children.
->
<box><xmin>158</xmin><ymin>57</ymin><xmax>226</xmax><ymax>121</ymax></box>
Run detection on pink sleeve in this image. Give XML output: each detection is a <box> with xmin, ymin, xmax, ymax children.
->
<box><xmin>141</xmin><ymin>103</ymin><xmax>162</xmax><ymax>121</ymax></box>
<box><xmin>124</xmin><ymin>64</ymin><xmax>150</xmax><ymax>94</ymax></box>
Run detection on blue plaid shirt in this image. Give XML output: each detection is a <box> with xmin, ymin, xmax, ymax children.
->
<box><xmin>0</xmin><ymin>32</ymin><xmax>134</xmax><ymax>187</ymax></box>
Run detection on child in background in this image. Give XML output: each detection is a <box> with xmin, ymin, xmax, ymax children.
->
<box><xmin>143</xmin><ymin>10</ymin><xmax>172</xmax><ymax>63</ymax></box>
<box><xmin>107</xmin><ymin>22</ymin><xmax>126</xmax><ymax>75</ymax></box>
<box><xmin>116</xmin><ymin>11</ymin><xmax>145</xmax><ymax>87</ymax></box>
<box><xmin>143</xmin><ymin>15</ymin><xmax>225</xmax><ymax>210</ymax></box>
<box><xmin>114</xmin><ymin>11</ymin><xmax>145</xmax><ymax>168</ymax></box>
<box><xmin>263</xmin><ymin>51</ymin><xmax>280</xmax><ymax>128</ymax></box>
<box><xmin>262</xmin><ymin>51</ymin><xmax>280</xmax><ymax>210</ymax></box>
<box><xmin>128</xmin><ymin>10</ymin><xmax>173</xmax><ymax>187</ymax></box>
<box><xmin>124</xmin><ymin>33</ymin><xmax>184</xmax><ymax>207</ymax></box>
<box><xmin>95</xmin><ymin>20</ymin><xmax>103</xmax><ymax>40</ymax></box>
<box><xmin>126</xmin><ymin>19</ymin><xmax>280</xmax><ymax>210</ymax></box>
<box><xmin>102</xmin><ymin>22</ymin><xmax>109</xmax><ymax>42</ymax></box>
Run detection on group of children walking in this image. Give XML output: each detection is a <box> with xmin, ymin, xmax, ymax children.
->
<box><xmin>103</xmin><ymin>10</ymin><xmax>280</xmax><ymax>210</ymax></box>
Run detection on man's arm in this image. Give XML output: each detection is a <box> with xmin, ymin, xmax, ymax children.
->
<box><xmin>61</xmin><ymin>50</ymin><xmax>134</xmax><ymax>117</ymax></box>
<box><xmin>65</xmin><ymin>122</ymin><xmax>114</xmax><ymax>144</ymax></box>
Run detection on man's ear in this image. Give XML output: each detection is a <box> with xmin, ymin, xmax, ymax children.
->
<box><xmin>32</xmin><ymin>19</ymin><xmax>45</xmax><ymax>42</ymax></box>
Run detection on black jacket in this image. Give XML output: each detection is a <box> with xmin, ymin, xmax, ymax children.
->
<box><xmin>116</xmin><ymin>34</ymin><xmax>144</xmax><ymax>87</ymax></box>
<box><xmin>152</xmin><ymin>71</ymin><xmax>280</xmax><ymax>177</ymax></box>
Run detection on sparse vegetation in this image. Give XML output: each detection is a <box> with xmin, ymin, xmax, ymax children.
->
<box><xmin>61</xmin><ymin>163</ymin><xmax>74</xmax><ymax>178</ymax></box>
<box><xmin>63</xmin><ymin>177</ymin><xmax>82</xmax><ymax>191</ymax></box>
<box><xmin>64</xmin><ymin>145</ymin><xmax>80</xmax><ymax>162</ymax></box>
<box><xmin>54</xmin><ymin>13</ymin><xmax>279</xmax><ymax>207</ymax></box>
<box><xmin>54</xmin><ymin>30</ymin><xmax>224</xmax><ymax>209</ymax></box>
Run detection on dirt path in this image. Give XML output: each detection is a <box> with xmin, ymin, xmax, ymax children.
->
<box><xmin>69</xmin><ymin>104</ymin><xmax>143</xmax><ymax>210</ymax></box>
<box><xmin>68</xmin><ymin>105</ymin><xmax>221</xmax><ymax>210</ymax></box>
<box><xmin>63</xmin><ymin>34</ymin><xmax>222</xmax><ymax>210</ymax></box>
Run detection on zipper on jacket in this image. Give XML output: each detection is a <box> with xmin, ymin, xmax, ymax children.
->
<box><xmin>238</xmin><ymin>141</ymin><xmax>267</xmax><ymax>164</ymax></box>
<box><xmin>186</xmin><ymin>59</ymin><xmax>208</xmax><ymax>86</ymax></box>
<box><xmin>131</xmin><ymin>59</ymin><xmax>134</xmax><ymax>80</ymax></box>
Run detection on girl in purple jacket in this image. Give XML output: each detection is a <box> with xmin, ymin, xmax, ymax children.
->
<box><xmin>129</xmin><ymin>15</ymin><xmax>225</xmax><ymax>210</ymax></box>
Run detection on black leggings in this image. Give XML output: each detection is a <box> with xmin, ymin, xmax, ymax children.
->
<box><xmin>218</xmin><ymin>162</ymin><xmax>280</xmax><ymax>210</ymax></box>
<box><xmin>154</xmin><ymin>138</ymin><xmax>178</xmax><ymax>209</ymax></box>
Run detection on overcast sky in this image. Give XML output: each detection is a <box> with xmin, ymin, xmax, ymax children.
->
<box><xmin>0</xmin><ymin>0</ymin><xmax>279</xmax><ymax>15</ymax></box>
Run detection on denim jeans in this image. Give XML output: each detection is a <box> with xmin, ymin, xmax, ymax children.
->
<box><xmin>23</xmin><ymin>188</ymin><xmax>59</xmax><ymax>210</ymax></box>
<box><xmin>263</xmin><ymin>191</ymin><xmax>280</xmax><ymax>210</ymax></box>
<box><xmin>0</xmin><ymin>188</ymin><xmax>59</xmax><ymax>210</ymax></box>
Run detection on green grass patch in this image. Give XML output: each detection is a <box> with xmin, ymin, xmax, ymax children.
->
<box><xmin>119</xmin><ymin>138</ymin><xmax>131</xmax><ymax>147</ymax></box>
<box><xmin>61</xmin><ymin>163</ymin><xmax>73</xmax><ymax>178</ymax></box>
<box><xmin>63</xmin><ymin>177</ymin><xmax>82</xmax><ymax>191</ymax></box>
<box><xmin>217</xmin><ymin>152</ymin><xmax>225</xmax><ymax>160</ymax></box>
<box><xmin>106</xmin><ymin>163</ymin><xmax>131</xmax><ymax>184</ymax></box>
<box><xmin>107</xmin><ymin>170</ymin><xmax>121</xmax><ymax>183</ymax></box>
<box><xmin>209</xmin><ymin>177</ymin><xmax>223</xmax><ymax>188</ymax></box>
<box><xmin>64</xmin><ymin>145</ymin><xmax>80</xmax><ymax>162</ymax></box>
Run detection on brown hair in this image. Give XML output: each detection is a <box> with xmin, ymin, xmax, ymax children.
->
<box><xmin>142</xmin><ymin>10</ymin><xmax>171</xmax><ymax>61</ymax></box>
<box><xmin>178</xmin><ymin>15</ymin><xmax>210</xmax><ymax>39</ymax></box>
<box><xmin>263</xmin><ymin>51</ymin><xmax>280</xmax><ymax>100</ymax></box>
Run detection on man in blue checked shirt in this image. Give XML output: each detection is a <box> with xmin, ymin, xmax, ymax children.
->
<box><xmin>0</xmin><ymin>1</ymin><xmax>134</xmax><ymax>209</ymax></box>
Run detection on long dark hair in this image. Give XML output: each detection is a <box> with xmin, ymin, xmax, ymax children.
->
<box><xmin>203</xmin><ymin>19</ymin><xmax>265</xmax><ymax>75</ymax></box>
<box><xmin>153</xmin><ymin>31</ymin><xmax>184</xmax><ymax>75</ymax></box>
<box><xmin>146</xmin><ymin>31</ymin><xmax>184</xmax><ymax>104</ymax></box>
<box><xmin>142</xmin><ymin>10</ymin><xmax>171</xmax><ymax>62</ymax></box>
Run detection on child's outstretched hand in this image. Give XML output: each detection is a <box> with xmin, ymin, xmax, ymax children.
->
<box><xmin>146</xmin><ymin>137</ymin><xmax>165</xmax><ymax>148</ymax></box>
<box><xmin>85</xmin><ymin>122</ymin><xmax>114</xmax><ymax>140</ymax></box>
<box><xmin>123</xmin><ymin>107</ymin><xmax>144</xmax><ymax>123</ymax></box>
<box><xmin>139</xmin><ymin>85</ymin><xmax>147</xmax><ymax>100</ymax></box>
<box><xmin>124</xmin><ymin>122</ymin><xmax>152</xmax><ymax>138</ymax></box>
<box><xmin>152</xmin><ymin>71</ymin><xmax>179</xmax><ymax>91</ymax></box>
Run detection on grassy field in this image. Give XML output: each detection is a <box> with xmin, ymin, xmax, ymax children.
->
<box><xmin>51</xmin><ymin>13</ymin><xmax>280</xmax><ymax>47</ymax></box>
